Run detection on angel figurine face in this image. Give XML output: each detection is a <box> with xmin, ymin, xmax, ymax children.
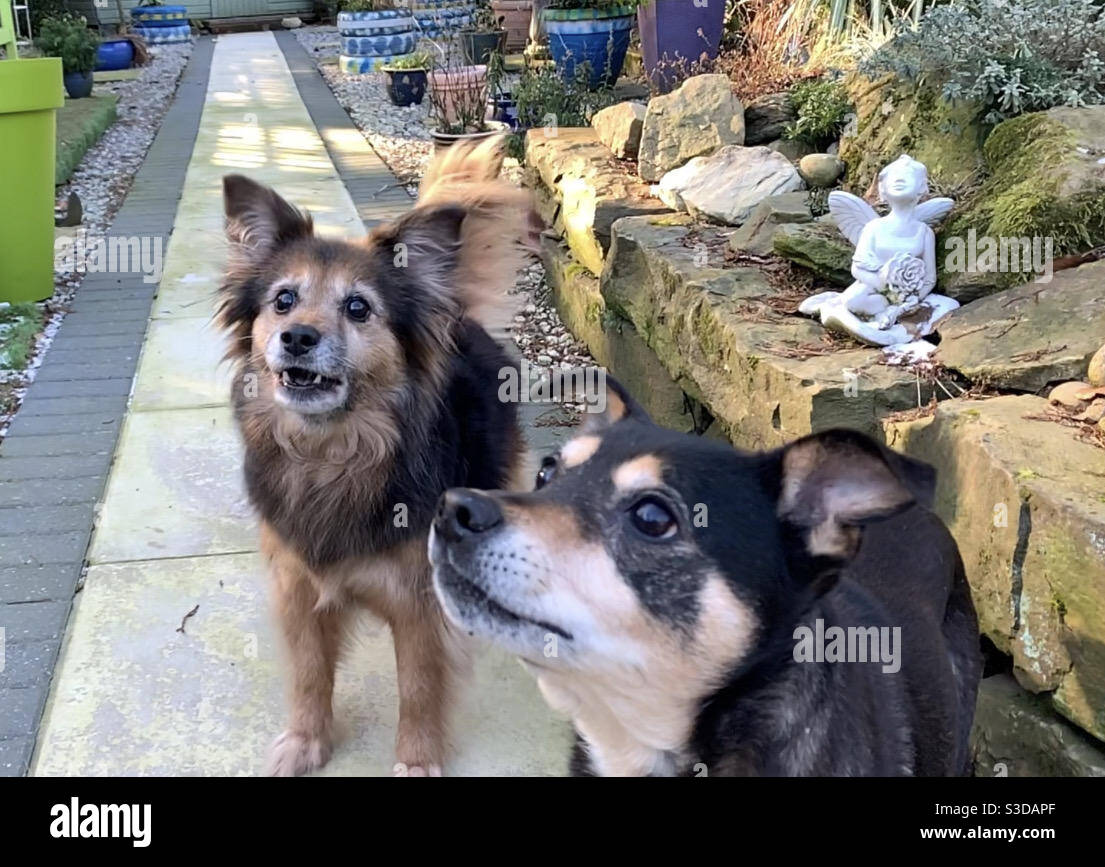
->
<box><xmin>877</xmin><ymin>155</ymin><xmax>929</xmax><ymax>206</ymax></box>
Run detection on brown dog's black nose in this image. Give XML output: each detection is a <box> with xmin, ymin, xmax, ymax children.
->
<box><xmin>437</xmin><ymin>489</ymin><xmax>503</xmax><ymax>541</ymax></box>
<box><xmin>281</xmin><ymin>324</ymin><xmax>320</xmax><ymax>357</ymax></box>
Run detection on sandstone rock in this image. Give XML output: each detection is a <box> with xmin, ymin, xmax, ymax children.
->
<box><xmin>541</xmin><ymin>237</ymin><xmax>691</xmax><ymax>432</ymax></box>
<box><xmin>1088</xmin><ymin>343</ymin><xmax>1105</xmax><ymax>387</ymax></box>
<box><xmin>798</xmin><ymin>153</ymin><xmax>845</xmax><ymax>188</ymax></box>
<box><xmin>941</xmin><ymin>105</ymin><xmax>1105</xmax><ymax>299</ymax></box>
<box><xmin>591</xmin><ymin>102</ymin><xmax>646</xmax><ymax>160</ymax></box>
<box><xmin>728</xmin><ymin>192</ymin><xmax>813</xmax><ymax>256</ymax></box>
<box><xmin>768</xmin><ymin>138</ymin><xmax>816</xmax><ymax>162</ymax></box>
<box><xmin>282</xmin><ymin>16</ymin><xmax>302</xmax><ymax>28</ymax></box>
<box><xmin>1049</xmin><ymin>381</ymin><xmax>1094</xmax><ymax>409</ymax></box>
<box><xmin>772</xmin><ymin>218</ymin><xmax>854</xmax><ymax>285</ymax></box>
<box><xmin>638</xmin><ymin>74</ymin><xmax>745</xmax><ymax>183</ymax></box>
<box><xmin>1076</xmin><ymin>398</ymin><xmax>1105</xmax><ymax>424</ymax></box>
<box><xmin>602</xmin><ymin>215</ymin><xmax>919</xmax><ymax>447</ymax></box>
<box><xmin>525</xmin><ymin>128</ymin><xmax>670</xmax><ymax>277</ymax></box>
<box><xmin>838</xmin><ymin>72</ymin><xmax>986</xmax><ymax>198</ymax></box>
<box><xmin>885</xmin><ymin>395</ymin><xmax>1105</xmax><ymax>740</ymax></box>
<box><xmin>744</xmin><ymin>92</ymin><xmax>794</xmax><ymax>146</ymax></box>
<box><xmin>972</xmin><ymin>675</ymin><xmax>1105</xmax><ymax>777</ymax></box>
<box><xmin>936</xmin><ymin>260</ymin><xmax>1105</xmax><ymax>392</ymax></box>
<box><xmin>654</xmin><ymin>145</ymin><xmax>803</xmax><ymax>226</ymax></box>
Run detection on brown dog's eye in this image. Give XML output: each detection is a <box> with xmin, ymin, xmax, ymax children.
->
<box><xmin>631</xmin><ymin>497</ymin><xmax>677</xmax><ymax>540</ymax></box>
<box><xmin>274</xmin><ymin>290</ymin><xmax>296</xmax><ymax>314</ymax></box>
<box><xmin>345</xmin><ymin>295</ymin><xmax>371</xmax><ymax>322</ymax></box>
<box><xmin>535</xmin><ymin>456</ymin><xmax>558</xmax><ymax>490</ymax></box>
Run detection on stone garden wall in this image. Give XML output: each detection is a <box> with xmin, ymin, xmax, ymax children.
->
<box><xmin>526</xmin><ymin>71</ymin><xmax>1105</xmax><ymax>775</ymax></box>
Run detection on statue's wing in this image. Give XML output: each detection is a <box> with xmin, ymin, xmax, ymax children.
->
<box><xmin>915</xmin><ymin>197</ymin><xmax>955</xmax><ymax>227</ymax></box>
<box><xmin>828</xmin><ymin>191</ymin><xmax>878</xmax><ymax>246</ymax></box>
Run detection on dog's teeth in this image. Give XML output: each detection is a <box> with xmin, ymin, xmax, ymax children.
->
<box><xmin>312</xmin><ymin>374</ymin><xmax>322</xmax><ymax>385</ymax></box>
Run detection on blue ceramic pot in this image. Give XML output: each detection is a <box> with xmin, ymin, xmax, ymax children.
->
<box><xmin>544</xmin><ymin>6</ymin><xmax>636</xmax><ymax>89</ymax></box>
<box><xmin>63</xmin><ymin>71</ymin><xmax>94</xmax><ymax>99</ymax></box>
<box><xmin>384</xmin><ymin>67</ymin><xmax>429</xmax><ymax>107</ymax></box>
<box><xmin>95</xmin><ymin>39</ymin><xmax>135</xmax><ymax>72</ymax></box>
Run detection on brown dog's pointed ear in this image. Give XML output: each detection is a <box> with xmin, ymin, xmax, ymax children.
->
<box><xmin>386</xmin><ymin>203</ymin><xmax>468</xmax><ymax>296</ymax></box>
<box><xmin>775</xmin><ymin>430</ymin><xmax>924</xmax><ymax>564</ymax></box>
<box><xmin>580</xmin><ymin>375</ymin><xmax>652</xmax><ymax>433</ymax></box>
<box><xmin>222</xmin><ymin>174</ymin><xmax>313</xmax><ymax>273</ymax></box>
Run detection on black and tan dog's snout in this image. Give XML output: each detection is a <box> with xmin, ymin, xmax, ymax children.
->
<box><xmin>280</xmin><ymin>323</ymin><xmax>321</xmax><ymax>358</ymax></box>
<box><xmin>435</xmin><ymin>488</ymin><xmax>503</xmax><ymax>543</ymax></box>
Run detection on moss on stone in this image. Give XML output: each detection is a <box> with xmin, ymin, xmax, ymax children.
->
<box><xmin>941</xmin><ymin>107</ymin><xmax>1105</xmax><ymax>297</ymax></box>
<box><xmin>839</xmin><ymin>73</ymin><xmax>986</xmax><ymax>197</ymax></box>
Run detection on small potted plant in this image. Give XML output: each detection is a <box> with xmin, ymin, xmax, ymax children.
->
<box><xmin>461</xmin><ymin>1</ymin><xmax>508</xmax><ymax>67</ymax></box>
<box><xmin>382</xmin><ymin>51</ymin><xmax>433</xmax><ymax>106</ymax></box>
<box><xmin>35</xmin><ymin>15</ymin><xmax>100</xmax><ymax>99</ymax></box>
<box><xmin>427</xmin><ymin>39</ymin><xmax>509</xmax><ymax>151</ymax></box>
<box><xmin>543</xmin><ymin>0</ymin><xmax>638</xmax><ymax>88</ymax></box>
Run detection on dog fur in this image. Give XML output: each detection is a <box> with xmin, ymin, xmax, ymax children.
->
<box><xmin>430</xmin><ymin>381</ymin><xmax>982</xmax><ymax>777</ymax></box>
<box><xmin>218</xmin><ymin>137</ymin><xmax>535</xmax><ymax>776</ymax></box>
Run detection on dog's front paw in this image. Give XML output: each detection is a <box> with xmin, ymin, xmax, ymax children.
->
<box><xmin>267</xmin><ymin>730</ymin><xmax>332</xmax><ymax>777</ymax></box>
<box><xmin>393</xmin><ymin>762</ymin><xmax>443</xmax><ymax>778</ymax></box>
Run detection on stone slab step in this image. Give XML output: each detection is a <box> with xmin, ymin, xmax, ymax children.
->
<box><xmin>525</xmin><ymin>128</ymin><xmax>669</xmax><ymax>278</ymax></box>
<box><xmin>886</xmin><ymin>394</ymin><xmax>1105</xmax><ymax>740</ymax></box>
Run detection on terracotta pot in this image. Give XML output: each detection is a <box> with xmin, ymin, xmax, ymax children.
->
<box><xmin>430</xmin><ymin>120</ymin><xmax>510</xmax><ymax>154</ymax></box>
<box><xmin>429</xmin><ymin>66</ymin><xmax>489</xmax><ymax>128</ymax></box>
<box><xmin>491</xmin><ymin>0</ymin><xmax>533</xmax><ymax>52</ymax></box>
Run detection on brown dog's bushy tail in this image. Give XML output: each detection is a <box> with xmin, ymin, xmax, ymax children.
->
<box><xmin>414</xmin><ymin>135</ymin><xmax>543</xmax><ymax>325</ymax></box>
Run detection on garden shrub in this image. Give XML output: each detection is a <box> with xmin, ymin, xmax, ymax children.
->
<box><xmin>860</xmin><ymin>0</ymin><xmax>1105</xmax><ymax>125</ymax></box>
<box><xmin>785</xmin><ymin>78</ymin><xmax>852</xmax><ymax>148</ymax></box>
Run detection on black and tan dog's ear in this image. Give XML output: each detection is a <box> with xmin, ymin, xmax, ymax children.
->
<box><xmin>774</xmin><ymin>429</ymin><xmax>924</xmax><ymax>564</ymax></box>
<box><xmin>580</xmin><ymin>375</ymin><xmax>652</xmax><ymax>433</ymax></box>
<box><xmin>222</xmin><ymin>174</ymin><xmax>313</xmax><ymax>275</ymax></box>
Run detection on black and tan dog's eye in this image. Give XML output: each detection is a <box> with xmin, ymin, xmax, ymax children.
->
<box><xmin>345</xmin><ymin>295</ymin><xmax>371</xmax><ymax>322</ymax></box>
<box><xmin>274</xmin><ymin>289</ymin><xmax>297</xmax><ymax>314</ymax></box>
<box><xmin>630</xmin><ymin>497</ymin><xmax>678</xmax><ymax>540</ymax></box>
<box><xmin>535</xmin><ymin>456</ymin><xmax>559</xmax><ymax>490</ymax></box>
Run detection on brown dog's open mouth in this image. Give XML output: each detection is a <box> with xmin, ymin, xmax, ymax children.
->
<box><xmin>277</xmin><ymin>368</ymin><xmax>343</xmax><ymax>394</ymax></box>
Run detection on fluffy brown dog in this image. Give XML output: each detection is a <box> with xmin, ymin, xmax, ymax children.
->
<box><xmin>218</xmin><ymin>138</ymin><xmax>537</xmax><ymax>776</ymax></box>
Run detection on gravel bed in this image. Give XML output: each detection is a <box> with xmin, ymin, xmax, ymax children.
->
<box><xmin>0</xmin><ymin>42</ymin><xmax>194</xmax><ymax>440</ymax></box>
<box><xmin>292</xmin><ymin>25</ymin><xmax>597</xmax><ymax>415</ymax></box>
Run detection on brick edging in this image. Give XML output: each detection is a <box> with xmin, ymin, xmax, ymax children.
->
<box><xmin>0</xmin><ymin>36</ymin><xmax>215</xmax><ymax>777</ymax></box>
<box><xmin>273</xmin><ymin>30</ymin><xmax>413</xmax><ymax>229</ymax></box>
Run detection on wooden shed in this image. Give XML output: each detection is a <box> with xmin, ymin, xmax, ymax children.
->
<box><xmin>70</xmin><ymin>0</ymin><xmax>318</xmax><ymax>28</ymax></box>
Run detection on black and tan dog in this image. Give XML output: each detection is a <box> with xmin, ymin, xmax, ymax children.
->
<box><xmin>430</xmin><ymin>381</ymin><xmax>982</xmax><ymax>776</ymax></box>
<box><xmin>218</xmin><ymin>139</ymin><xmax>537</xmax><ymax>776</ymax></box>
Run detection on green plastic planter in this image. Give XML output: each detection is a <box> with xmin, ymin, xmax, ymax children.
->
<box><xmin>0</xmin><ymin>57</ymin><xmax>63</xmax><ymax>303</ymax></box>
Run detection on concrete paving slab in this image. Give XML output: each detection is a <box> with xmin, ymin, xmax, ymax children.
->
<box><xmin>131</xmin><ymin>316</ymin><xmax>234</xmax><ymax>411</ymax></box>
<box><xmin>87</xmin><ymin>406</ymin><xmax>255</xmax><ymax>565</ymax></box>
<box><xmin>33</xmin><ymin>553</ymin><xmax>571</xmax><ymax>776</ymax></box>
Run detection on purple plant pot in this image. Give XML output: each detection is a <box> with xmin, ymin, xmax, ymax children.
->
<box><xmin>638</xmin><ymin>0</ymin><xmax>726</xmax><ymax>93</ymax></box>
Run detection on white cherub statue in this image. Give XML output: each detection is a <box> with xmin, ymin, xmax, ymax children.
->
<box><xmin>798</xmin><ymin>154</ymin><xmax>960</xmax><ymax>348</ymax></box>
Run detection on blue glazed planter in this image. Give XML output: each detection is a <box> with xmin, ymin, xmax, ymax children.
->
<box><xmin>63</xmin><ymin>71</ymin><xmax>94</xmax><ymax>99</ymax></box>
<box><xmin>384</xmin><ymin>68</ymin><xmax>428</xmax><ymax>107</ymax></box>
<box><xmin>95</xmin><ymin>39</ymin><xmax>135</xmax><ymax>72</ymax></box>
<box><xmin>544</xmin><ymin>7</ymin><xmax>635</xmax><ymax>88</ymax></box>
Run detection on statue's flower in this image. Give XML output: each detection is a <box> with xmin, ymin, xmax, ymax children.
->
<box><xmin>884</xmin><ymin>253</ymin><xmax>926</xmax><ymax>305</ymax></box>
